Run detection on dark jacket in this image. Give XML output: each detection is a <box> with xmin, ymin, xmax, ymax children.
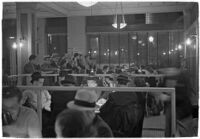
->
<box><xmin>99</xmin><ymin>92</ymin><xmax>144</xmax><ymax>137</ymax></box>
<box><xmin>93</xmin><ymin>115</ymin><xmax>113</xmax><ymax>137</ymax></box>
<box><xmin>24</xmin><ymin>62</ymin><xmax>40</xmax><ymax>74</ymax></box>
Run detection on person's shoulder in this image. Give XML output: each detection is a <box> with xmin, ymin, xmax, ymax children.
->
<box><xmin>23</xmin><ymin>89</ymin><xmax>34</xmax><ymax>94</ymax></box>
<box><xmin>20</xmin><ymin>106</ymin><xmax>37</xmax><ymax>117</ymax></box>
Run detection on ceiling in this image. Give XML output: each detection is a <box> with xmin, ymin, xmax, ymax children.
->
<box><xmin>3</xmin><ymin>2</ymin><xmax>192</xmax><ymax>19</ymax></box>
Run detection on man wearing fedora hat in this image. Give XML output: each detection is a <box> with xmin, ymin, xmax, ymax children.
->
<box><xmin>99</xmin><ymin>73</ymin><xmax>144</xmax><ymax>137</ymax></box>
<box><xmin>67</xmin><ymin>89</ymin><xmax>113</xmax><ymax>137</ymax></box>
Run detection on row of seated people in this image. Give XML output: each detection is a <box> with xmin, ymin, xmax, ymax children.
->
<box><xmin>2</xmin><ymin>70</ymin><xmax>198</xmax><ymax>137</ymax></box>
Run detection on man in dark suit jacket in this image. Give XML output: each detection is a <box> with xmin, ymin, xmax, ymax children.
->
<box><xmin>100</xmin><ymin>73</ymin><xmax>145</xmax><ymax>137</ymax></box>
<box><xmin>24</xmin><ymin>55</ymin><xmax>40</xmax><ymax>74</ymax></box>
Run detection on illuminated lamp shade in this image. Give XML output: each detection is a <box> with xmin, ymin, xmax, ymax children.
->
<box><xmin>77</xmin><ymin>1</ymin><xmax>98</xmax><ymax>7</ymax></box>
<box><xmin>148</xmin><ymin>36</ymin><xmax>154</xmax><ymax>42</ymax></box>
<box><xmin>185</xmin><ymin>38</ymin><xmax>192</xmax><ymax>45</ymax></box>
<box><xmin>112</xmin><ymin>15</ymin><xmax>118</xmax><ymax>29</ymax></box>
<box><xmin>12</xmin><ymin>42</ymin><xmax>17</xmax><ymax>49</ymax></box>
<box><xmin>119</xmin><ymin>15</ymin><xmax>127</xmax><ymax>29</ymax></box>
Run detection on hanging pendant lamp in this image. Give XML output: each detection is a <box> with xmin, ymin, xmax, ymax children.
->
<box><xmin>112</xmin><ymin>14</ymin><xmax>118</xmax><ymax>29</ymax></box>
<box><xmin>120</xmin><ymin>15</ymin><xmax>127</xmax><ymax>29</ymax></box>
<box><xmin>112</xmin><ymin>2</ymin><xmax>127</xmax><ymax>29</ymax></box>
<box><xmin>77</xmin><ymin>1</ymin><xmax>98</xmax><ymax>7</ymax></box>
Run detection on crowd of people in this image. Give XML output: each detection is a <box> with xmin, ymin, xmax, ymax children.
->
<box><xmin>2</xmin><ymin>53</ymin><xmax>198</xmax><ymax>138</ymax></box>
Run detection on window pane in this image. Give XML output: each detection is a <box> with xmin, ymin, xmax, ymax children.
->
<box><xmin>158</xmin><ymin>32</ymin><xmax>170</xmax><ymax>67</ymax></box>
<box><xmin>129</xmin><ymin>33</ymin><xmax>138</xmax><ymax>65</ymax></box>
<box><xmin>137</xmin><ymin>32</ymin><xmax>148</xmax><ymax>66</ymax></box>
<box><xmin>148</xmin><ymin>32</ymin><xmax>158</xmax><ymax>66</ymax></box>
<box><xmin>100</xmin><ymin>34</ymin><xmax>109</xmax><ymax>65</ymax></box>
<box><xmin>119</xmin><ymin>33</ymin><xmax>129</xmax><ymax>65</ymax></box>
<box><xmin>110</xmin><ymin>33</ymin><xmax>119</xmax><ymax>65</ymax></box>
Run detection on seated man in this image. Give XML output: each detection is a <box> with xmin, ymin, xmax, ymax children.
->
<box><xmin>67</xmin><ymin>89</ymin><xmax>113</xmax><ymax>137</ymax></box>
<box><xmin>2</xmin><ymin>86</ymin><xmax>41</xmax><ymax>137</ymax></box>
<box><xmin>99</xmin><ymin>73</ymin><xmax>145</xmax><ymax>137</ymax></box>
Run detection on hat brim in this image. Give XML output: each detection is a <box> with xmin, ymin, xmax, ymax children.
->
<box><xmin>67</xmin><ymin>101</ymin><xmax>97</xmax><ymax>111</ymax></box>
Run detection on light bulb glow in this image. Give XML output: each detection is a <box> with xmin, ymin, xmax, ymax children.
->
<box><xmin>163</xmin><ymin>52</ymin><xmax>166</xmax><ymax>55</ymax></box>
<box><xmin>148</xmin><ymin>36</ymin><xmax>154</xmax><ymax>42</ymax></box>
<box><xmin>12</xmin><ymin>42</ymin><xmax>17</xmax><ymax>49</ymax></box>
<box><xmin>19</xmin><ymin>42</ymin><xmax>23</xmax><ymax>48</ymax></box>
<box><xmin>138</xmin><ymin>40</ymin><xmax>142</xmax><ymax>44</ymax></box>
<box><xmin>94</xmin><ymin>50</ymin><xmax>97</xmax><ymax>54</ymax></box>
<box><xmin>104</xmin><ymin>53</ymin><xmax>107</xmax><ymax>56</ymax></box>
<box><xmin>132</xmin><ymin>36</ymin><xmax>137</xmax><ymax>40</ymax></box>
<box><xmin>114</xmin><ymin>51</ymin><xmax>118</xmax><ymax>55</ymax></box>
<box><xmin>137</xmin><ymin>53</ymin><xmax>140</xmax><ymax>56</ymax></box>
<box><xmin>186</xmin><ymin>38</ymin><xmax>192</xmax><ymax>45</ymax></box>
<box><xmin>142</xmin><ymin>43</ymin><xmax>145</xmax><ymax>46</ymax></box>
<box><xmin>9</xmin><ymin>36</ymin><xmax>15</xmax><ymax>39</ymax></box>
<box><xmin>178</xmin><ymin>44</ymin><xmax>182</xmax><ymax>50</ymax></box>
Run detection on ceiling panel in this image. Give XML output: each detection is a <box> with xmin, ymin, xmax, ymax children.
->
<box><xmin>3</xmin><ymin>2</ymin><xmax>192</xmax><ymax>19</ymax></box>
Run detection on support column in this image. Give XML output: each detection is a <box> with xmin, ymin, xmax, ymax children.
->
<box><xmin>67</xmin><ymin>16</ymin><xmax>86</xmax><ymax>55</ymax></box>
<box><xmin>16</xmin><ymin>2</ymin><xmax>37</xmax><ymax>75</ymax></box>
<box><xmin>183</xmin><ymin>8</ymin><xmax>191</xmax><ymax>58</ymax></box>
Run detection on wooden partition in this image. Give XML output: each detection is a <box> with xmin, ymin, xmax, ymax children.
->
<box><xmin>17</xmin><ymin>86</ymin><xmax>176</xmax><ymax>137</ymax></box>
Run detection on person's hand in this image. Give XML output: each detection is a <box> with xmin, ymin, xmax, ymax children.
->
<box><xmin>159</xmin><ymin>93</ymin><xmax>171</xmax><ymax>102</ymax></box>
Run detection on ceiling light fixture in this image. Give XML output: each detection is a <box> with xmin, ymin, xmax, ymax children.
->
<box><xmin>112</xmin><ymin>2</ymin><xmax>127</xmax><ymax>29</ymax></box>
<box><xmin>77</xmin><ymin>0</ymin><xmax>98</xmax><ymax>7</ymax></box>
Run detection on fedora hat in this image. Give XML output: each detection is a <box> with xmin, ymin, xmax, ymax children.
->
<box><xmin>117</xmin><ymin>73</ymin><xmax>130</xmax><ymax>82</ymax></box>
<box><xmin>67</xmin><ymin>89</ymin><xmax>98</xmax><ymax>111</ymax></box>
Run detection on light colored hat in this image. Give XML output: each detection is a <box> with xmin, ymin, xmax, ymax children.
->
<box><xmin>67</xmin><ymin>89</ymin><xmax>98</xmax><ymax>111</ymax></box>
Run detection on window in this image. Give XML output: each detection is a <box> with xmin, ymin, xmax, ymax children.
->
<box><xmin>87</xmin><ymin>31</ymin><xmax>183</xmax><ymax>68</ymax></box>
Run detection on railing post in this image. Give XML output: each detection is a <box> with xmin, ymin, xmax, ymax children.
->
<box><xmin>171</xmin><ymin>90</ymin><xmax>176</xmax><ymax>137</ymax></box>
<box><xmin>36</xmin><ymin>88</ymin><xmax>42</xmax><ymax>130</ymax></box>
